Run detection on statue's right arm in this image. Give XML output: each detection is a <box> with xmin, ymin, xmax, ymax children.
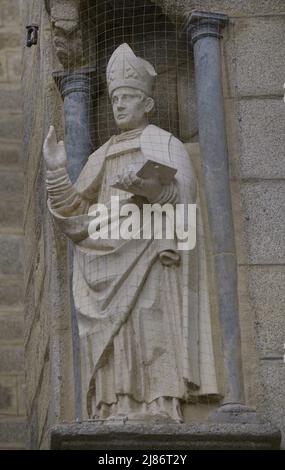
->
<box><xmin>43</xmin><ymin>126</ymin><xmax>90</xmax><ymax>217</ymax></box>
<box><xmin>46</xmin><ymin>167</ymin><xmax>89</xmax><ymax>217</ymax></box>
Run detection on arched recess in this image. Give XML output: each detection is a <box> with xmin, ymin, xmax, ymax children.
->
<box><xmin>78</xmin><ymin>0</ymin><xmax>197</xmax><ymax>145</ymax></box>
<box><xmin>44</xmin><ymin>0</ymin><xmax>197</xmax><ymax>145</ymax></box>
<box><xmin>45</xmin><ymin>0</ymin><xmax>223</xmax><ymax>421</ymax></box>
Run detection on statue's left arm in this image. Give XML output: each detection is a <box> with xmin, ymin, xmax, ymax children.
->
<box><xmin>150</xmin><ymin>134</ymin><xmax>197</xmax><ymax>265</ymax></box>
<box><xmin>147</xmin><ymin>135</ymin><xmax>196</xmax><ymax>205</ymax></box>
<box><xmin>157</xmin><ymin>135</ymin><xmax>197</xmax><ymax>263</ymax></box>
<box><xmin>168</xmin><ymin>135</ymin><xmax>197</xmax><ymax>205</ymax></box>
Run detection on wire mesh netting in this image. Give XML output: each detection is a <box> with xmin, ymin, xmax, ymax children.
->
<box><xmin>46</xmin><ymin>0</ymin><xmax>221</xmax><ymax>421</ymax></box>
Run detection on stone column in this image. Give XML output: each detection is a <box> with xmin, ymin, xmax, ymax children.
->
<box><xmin>53</xmin><ymin>68</ymin><xmax>96</xmax><ymax>182</ymax></box>
<box><xmin>53</xmin><ymin>68</ymin><xmax>96</xmax><ymax>419</ymax></box>
<box><xmin>184</xmin><ymin>11</ymin><xmax>254</xmax><ymax>420</ymax></box>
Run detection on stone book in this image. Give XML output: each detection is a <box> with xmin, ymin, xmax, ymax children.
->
<box><xmin>110</xmin><ymin>159</ymin><xmax>177</xmax><ymax>192</ymax></box>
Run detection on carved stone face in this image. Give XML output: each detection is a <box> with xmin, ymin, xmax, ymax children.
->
<box><xmin>111</xmin><ymin>87</ymin><xmax>154</xmax><ymax>131</ymax></box>
<box><xmin>51</xmin><ymin>19</ymin><xmax>83</xmax><ymax>68</ymax></box>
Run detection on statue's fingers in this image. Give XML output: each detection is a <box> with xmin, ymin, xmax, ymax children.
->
<box><xmin>121</xmin><ymin>173</ymin><xmax>131</xmax><ymax>187</ymax></box>
<box><xmin>58</xmin><ymin>140</ymin><xmax>66</xmax><ymax>151</ymax></box>
<box><xmin>128</xmin><ymin>173</ymin><xmax>140</xmax><ymax>188</ymax></box>
<box><xmin>125</xmin><ymin>173</ymin><xmax>134</xmax><ymax>187</ymax></box>
<box><xmin>128</xmin><ymin>171</ymin><xmax>137</xmax><ymax>182</ymax></box>
<box><xmin>131</xmin><ymin>175</ymin><xmax>143</xmax><ymax>188</ymax></box>
<box><xmin>45</xmin><ymin>125</ymin><xmax>57</xmax><ymax>146</ymax></box>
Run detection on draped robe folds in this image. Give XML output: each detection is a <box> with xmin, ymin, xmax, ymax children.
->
<box><xmin>47</xmin><ymin>125</ymin><xmax>219</xmax><ymax>421</ymax></box>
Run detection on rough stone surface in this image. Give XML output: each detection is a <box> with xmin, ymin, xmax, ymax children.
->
<box><xmin>258</xmin><ymin>361</ymin><xmax>285</xmax><ymax>448</ymax></box>
<box><xmin>240</xmin><ymin>182</ymin><xmax>285</xmax><ymax>264</ymax></box>
<box><xmin>236</xmin><ymin>265</ymin><xmax>258</xmax><ymax>408</ymax></box>
<box><xmin>0</xmin><ymin>86</ymin><xmax>22</xmax><ymax>111</ymax></box>
<box><xmin>0</xmin><ymin>114</ymin><xmax>22</xmax><ymax>141</ymax></box>
<box><xmin>230</xmin><ymin>181</ymin><xmax>249</xmax><ymax>265</ymax></box>
<box><xmin>50</xmin><ymin>422</ymin><xmax>281</xmax><ymax>450</ymax></box>
<box><xmin>0</xmin><ymin>170</ymin><xmax>23</xmax><ymax>196</ymax></box>
<box><xmin>0</xmin><ymin>346</ymin><xmax>24</xmax><ymax>373</ymax></box>
<box><xmin>0</xmin><ymin>235</ymin><xmax>23</xmax><ymax>275</ymax></box>
<box><xmin>0</xmin><ymin>278</ymin><xmax>23</xmax><ymax>309</ymax></box>
<box><xmin>0</xmin><ymin>421</ymin><xmax>26</xmax><ymax>446</ymax></box>
<box><xmin>0</xmin><ymin>376</ymin><xmax>17</xmax><ymax>414</ymax></box>
<box><xmin>238</xmin><ymin>99</ymin><xmax>285</xmax><ymax>179</ymax></box>
<box><xmin>0</xmin><ymin>314</ymin><xmax>23</xmax><ymax>342</ymax></box>
<box><xmin>0</xmin><ymin>198</ymin><xmax>23</xmax><ymax>230</ymax></box>
<box><xmin>17</xmin><ymin>375</ymin><xmax>26</xmax><ymax>416</ymax></box>
<box><xmin>36</xmin><ymin>363</ymin><xmax>50</xmax><ymax>449</ymax></box>
<box><xmin>33</xmin><ymin>232</ymin><xmax>46</xmax><ymax>308</ymax></box>
<box><xmin>25</xmin><ymin>310</ymin><xmax>50</xmax><ymax>410</ymax></box>
<box><xmin>0</xmin><ymin>33</ymin><xmax>21</xmax><ymax>51</ymax></box>
<box><xmin>244</xmin><ymin>266</ymin><xmax>285</xmax><ymax>356</ymax></box>
<box><xmin>230</xmin><ymin>16</ymin><xmax>285</xmax><ymax>97</ymax></box>
<box><xmin>0</xmin><ymin>53</ymin><xmax>7</xmax><ymax>82</ymax></box>
<box><xmin>0</xmin><ymin>0</ymin><xmax>25</xmax><ymax>451</ymax></box>
<box><xmin>151</xmin><ymin>0</ymin><xmax>285</xmax><ymax>19</ymax></box>
<box><xmin>0</xmin><ymin>0</ymin><xmax>20</xmax><ymax>26</ymax></box>
<box><xmin>6</xmin><ymin>52</ymin><xmax>22</xmax><ymax>82</ymax></box>
<box><xmin>0</xmin><ymin>143</ymin><xmax>22</xmax><ymax>167</ymax></box>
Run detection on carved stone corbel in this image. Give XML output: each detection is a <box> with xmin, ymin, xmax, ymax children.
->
<box><xmin>45</xmin><ymin>0</ymin><xmax>85</xmax><ymax>69</ymax></box>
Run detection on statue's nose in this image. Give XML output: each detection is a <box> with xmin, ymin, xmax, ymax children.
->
<box><xmin>117</xmin><ymin>99</ymin><xmax>123</xmax><ymax>107</ymax></box>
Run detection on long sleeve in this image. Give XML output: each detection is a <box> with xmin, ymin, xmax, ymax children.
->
<box><xmin>46</xmin><ymin>167</ymin><xmax>90</xmax><ymax>217</ymax></box>
<box><xmin>149</xmin><ymin>180</ymin><xmax>178</xmax><ymax>205</ymax></box>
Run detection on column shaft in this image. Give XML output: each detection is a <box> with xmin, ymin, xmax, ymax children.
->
<box><xmin>53</xmin><ymin>68</ymin><xmax>96</xmax><ymax>419</ymax></box>
<box><xmin>53</xmin><ymin>68</ymin><xmax>96</xmax><ymax>182</ymax></box>
<box><xmin>186</xmin><ymin>11</ymin><xmax>245</xmax><ymax>405</ymax></box>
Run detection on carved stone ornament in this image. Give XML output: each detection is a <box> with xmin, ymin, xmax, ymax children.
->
<box><xmin>45</xmin><ymin>0</ymin><xmax>84</xmax><ymax>69</ymax></box>
<box><xmin>43</xmin><ymin>44</ymin><xmax>220</xmax><ymax>423</ymax></box>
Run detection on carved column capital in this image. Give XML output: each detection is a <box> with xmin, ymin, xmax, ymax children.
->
<box><xmin>53</xmin><ymin>67</ymin><xmax>97</xmax><ymax>98</ymax></box>
<box><xmin>183</xmin><ymin>10</ymin><xmax>229</xmax><ymax>44</ymax></box>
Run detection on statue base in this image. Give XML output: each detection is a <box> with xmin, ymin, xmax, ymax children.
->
<box><xmin>49</xmin><ymin>421</ymin><xmax>280</xmax><ymax>450</ymax></box>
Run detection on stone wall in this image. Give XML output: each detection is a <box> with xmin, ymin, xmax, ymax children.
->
<box><xmin>221</xmin><ymin>10</ymin><xmax>285</xmax><ymax>446</ymax></box>
<box><xmin>22</xmin><ymin>0</ymin><xmax>75</xmax><ymax>449</ymax></box>
<box><xmin>20</xmin><ymin>0</ymin><xmax>285</xmax><ymax>448</ymax></box>
<box><xmin>0</xmin><ymin>0</ymin><xmax>26</xmax><ymax>449</ymax></box>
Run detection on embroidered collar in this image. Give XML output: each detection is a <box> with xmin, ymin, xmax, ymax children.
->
<box><xmin>112</xmin><ymin>126</ymin><xmax>146</xmax><ymax>144</ymax></box>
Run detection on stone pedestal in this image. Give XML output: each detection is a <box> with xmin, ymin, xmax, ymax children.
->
<box><xmin>50</xmin><ymin>422</ymin><xmax>281</xmax><ymax>450</ymax></box>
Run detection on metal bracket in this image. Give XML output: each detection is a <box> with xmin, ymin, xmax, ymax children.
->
<box><xmin>26</xmin><ymin>24</ymin><xmax>39</xmax><ymax>47</ymax></box>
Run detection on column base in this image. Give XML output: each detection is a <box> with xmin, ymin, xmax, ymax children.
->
<box><xmin>49</xmin><ymin>421</ymin><xmax>281</xmax><ymax>450</ymax></box>
<box><xmin>210</xmin><ymin>403</ymin><xmax>261</xmax><ymax>424</ymax></box>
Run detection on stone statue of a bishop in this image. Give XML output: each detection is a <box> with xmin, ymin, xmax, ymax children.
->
<box><xmin>43</xmin><ymin>43</ymin><xmax>219</xmax><ymax>422</ymax></box>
